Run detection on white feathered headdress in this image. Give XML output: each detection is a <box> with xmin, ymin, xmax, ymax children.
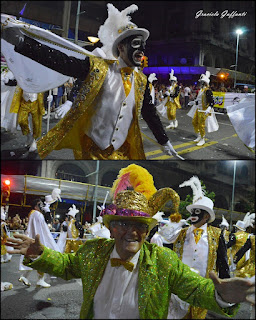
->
<box><xmin>199</xmin><ymin>71</ymin><xmax>211</xmax><ymax>85</ymax></box>
<box><xmin>235</xmin><ymin>212</ymin><xmax>255</xmax><ymax>231</ymax></box>
<box><xmin>179</xmin><ymin>176</ymin><xmax>205</xmax><ymax>204</ymax></box>
<box><xmin>219</xmin><ymin>214</ymin><xmax>229</xmax><ymax>229</ymax></box>
<box><xmin>179</xmin><ymin>176</ymin><xmax>215</xmax><ymax>223</ymax></box>
<box><xmin>169</xmin><ymin>69</ymin><xmax>177</xmax><ymax>82</ymax></box>
<box><xmin>67</xmin><ymin>204</ymin><xmax>79</xmax><ymax>218</ymax></box>
<box><xmin>98</xmin><ymin>3</ymin><xmax>149</xmax><ymax>58</ymax></box>
<box><xmin>45</xmin><ymin>188</ymin><xmax>62</xmax><ymax>204</ymax></box>
<box><xmin>148</xmin><ymin>73</ymin><xmax>157</xmax><ymax>83</ymax></box>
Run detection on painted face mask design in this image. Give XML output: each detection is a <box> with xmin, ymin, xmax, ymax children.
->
<box><xmin>189</xmin><ymin>208</ymin><xmax>206</xmax><ymax>224</ymax></box>
<box><xmin>125</xmin><ymin>35</ymin><xmax>146</xmax><ymax>66</ymax></box>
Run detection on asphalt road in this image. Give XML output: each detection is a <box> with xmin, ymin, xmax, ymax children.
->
<box><xmin>1</xmin><ymin>254</ymin><xmax>254</xmax><ymax>319</ymax></box>
<box><xmin>1</xmin><ymin>108</ymin><xmax>254</xmax><ymax>160</ymax></box>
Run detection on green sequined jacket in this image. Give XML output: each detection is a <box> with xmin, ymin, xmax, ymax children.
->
<box><xmin>24</xmin><ymin>238</ymin><xmax>239</xmax><ymax>319</ymax></box>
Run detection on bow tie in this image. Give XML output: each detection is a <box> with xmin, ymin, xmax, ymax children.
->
<box><xmin>120</xmin><ymin>67</ymin><xmax>134</xmax><ymax>97</ymax></box>
<box><xmin>193</xmin><ymin>228</ymin><xmax>203</xmax><ymax>244</ymax></box>
<box><xmin>110</xmin><ymin>258</ymin><xmax>134</xmax><ymax>272</ymax></box>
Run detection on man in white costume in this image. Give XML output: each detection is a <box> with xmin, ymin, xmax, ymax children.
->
<box><xmin>1</xmin><ymin>4</ymin><xmax>178</xmax><ymax>160</ymax></box>
<box><xmin>18</xmin><ymin>189</ymin><xmax>61</xmax><ymax>288</ymax></box>
<box><xmin>187</xmin><ymin>71</ymin><xmax>219</xmax><ymax>146</ymax></box>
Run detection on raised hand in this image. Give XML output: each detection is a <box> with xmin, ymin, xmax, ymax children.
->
<box><xmin>55</xmin><ymin>100</ymin><xmax>72</xmax><ymax>118</ymax></box>
<box><xmin>209</xmin><ymin>271</ymin><xmax>255</xmax><ymax>305</ymax></box>
<box><xmin>6</xmin><ymin>233</ymin><xmax>44</xmax><ymax>258</ymax></box>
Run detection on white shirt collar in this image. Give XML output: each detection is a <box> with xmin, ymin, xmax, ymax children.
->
<box><xmin>111</xmin><ymin>245</ymin><xmax>140</xmax><ymax>269</ymax></box>
<box><xmin>190</xmin><ymin>223</ymin><xmax>208</xmax><ymax>233</ymax></box>
<box><xmin>117</xmin><ymin>57</ymin><xmax>138</xmax><ymax>73</ymax></box>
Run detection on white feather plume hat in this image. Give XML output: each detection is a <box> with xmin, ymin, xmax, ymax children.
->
<box><xmin>98</xmin><ymin>3</ymin><xmax>149</xmax><ymax>59</ymax></box>
<box><xmin>45</xmin><ymin>188</ymin><xmax>62</xmax><ymax>204</ymax></box>
<box><xmin>199</xmin><ymin>71</ymin><xmax>211</xmax><ymax>85</ymax></box>
<box><xmin>67</xmin><ymin>204</ymin><xmax>79</xmax><ymax>218</ymax></box>
<box><xmin>179</xmin><ymin>176</ymin><xmax>215</xmax><ymax>223</ymax></box>
<box><xmin>169</xmin><ymin>69</ymin><xmax>177</xmax><ymax>82</ymax></box>
<box><xmin>148</xmin><ymin>73</ymin><xmax>157</xmax><ymax>83</ymax></box>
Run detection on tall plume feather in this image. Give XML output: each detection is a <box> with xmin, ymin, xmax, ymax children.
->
<box><xmin>179</xmin><ymin>176</ymin><xmax>205</xmax><ymax>203</ymax></box>
<box><xmin>111</xmin><ymin>164</ymin><xmax>157</xmax><ymax>200</ymax></box>
<box><xmin>205</xmin><ymin>71</ymin><xmax>210</xmax><ymax>79</ymax></box>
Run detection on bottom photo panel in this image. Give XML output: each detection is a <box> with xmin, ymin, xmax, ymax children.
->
<box><xmin>1</xmin><ymin>159</ymin><xmax>255</xmax><ymax>320</ymax></box>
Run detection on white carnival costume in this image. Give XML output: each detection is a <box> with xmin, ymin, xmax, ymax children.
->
<box><xmin>18</xmin><ymin>188</ymin><xmax>61</xmax><ymax>288</ymax></box>
<box><xmin>156</xmin><ymin>69</ymin><xmax>181</xmax><ymax>129</ymax></box>
<box><xmin>187</xmin><ymin>71</ymin><xmax>219</xmax><ymax>146</ymax></box>
<box><xmin>1</xmin><ymin>67</ymin><xmax>18</xmax><ymax>132</ymax></box>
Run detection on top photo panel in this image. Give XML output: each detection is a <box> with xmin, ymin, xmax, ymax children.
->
<box><xmin>1</xmin><ymin>1</ymin><xmax>255</xmax><ymax>160</ymax></box>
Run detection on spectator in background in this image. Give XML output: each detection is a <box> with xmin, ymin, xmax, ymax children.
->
<box><xmin>52</xmin><ymin>218</ymin><xmax>61</xmax><ymax>232</ymax></box>
<box><xmin>184</xmin><ymin>85</ymin><xmax>191</xmax><ymax>109</ymax></box>
<box><xmin>12</xmin><ymin>214</ymin><xmax>22</xmax><ymax>230</ymax></box>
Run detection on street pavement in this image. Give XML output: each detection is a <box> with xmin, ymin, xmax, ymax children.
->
<box><xmin>1</xmin><ymin>108</ymin><xmax>254</xmax><ymax>160</ymax></box>
<box><xmin>1</xmin><ymin>254</ymin><xmax>254</xmax><ymax>319</ymax></box>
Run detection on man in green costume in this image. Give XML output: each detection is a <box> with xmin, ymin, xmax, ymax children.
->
<box><xmin>6</xmin><ymin>164</ymin><xmax>255</xmax><ymax>319</ymax></box>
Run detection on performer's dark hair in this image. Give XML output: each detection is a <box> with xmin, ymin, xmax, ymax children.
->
<box><xmin>31</xmin><ymin>197</ymin><xmax>44</xmax><ymax>209</ymax></box>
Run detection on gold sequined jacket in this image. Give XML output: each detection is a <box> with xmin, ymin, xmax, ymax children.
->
<box><xmin>14</xmin><ymin>36</ymin><xmax>169</xmax><ymax>159</ymax></box>
<box><xmin>23</xmin><ymin>238</ymin><xmax>239</xmax><ymax>319</ymax></box>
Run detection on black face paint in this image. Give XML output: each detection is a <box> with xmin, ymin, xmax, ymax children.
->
<box><xmin>124</xmin><ymin>35</ymin><xmax>146</xmax><ymax>66</ymax></box>
<box><xmin>190</xmin><ymin>208</ymin><xmax>207</xmax><ymax>225</ymax></box>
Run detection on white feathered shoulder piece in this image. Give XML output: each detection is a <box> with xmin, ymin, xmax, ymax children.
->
<box><xmin>179</xmin><ymin>176</ymin><xmax>205</xmax><ymax>203</ymax></box>
<box><xmin>98</xmin><ymin>3</ymin><xmax>138</xmax><ymax>57</ymax></box>
<box><xmin>243</xmin><ymin>212</ymin><xmax>255</xmax><ymax>229</ymax></box>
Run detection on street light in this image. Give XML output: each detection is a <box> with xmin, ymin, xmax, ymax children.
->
<box><xmin>233</xmin><ymin>29</ymin><xmax>243</xmax><ymax>89</ymax></box>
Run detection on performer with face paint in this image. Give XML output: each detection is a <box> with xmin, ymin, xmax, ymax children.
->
<box><xmin>187</xmin><ymin>71</ymin><xmax>219</xmax><ymax>146</ymax></box>
<box><xmin>1</xmin><ymin>4</ymin><xmax>178</xmax><ymax>160</ymax></box>
<box><xmin>18</xmin><ymin>190</ymin><xmax>61</xmax><ymax>288</ymax></box>
<box><xmin>154</xmin><ymin>176</ymin><xmax>231</xmax><ymax>319</ymax></box>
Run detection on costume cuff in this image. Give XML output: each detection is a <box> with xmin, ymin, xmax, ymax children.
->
<box><xmin>215</xmin><ymin>290</ymin><xmax>236</xmax><ymax>308</ymax></box>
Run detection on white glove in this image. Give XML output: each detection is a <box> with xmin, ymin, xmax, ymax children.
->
<box><xmin>188</xmin><ymin>101</ymin><xmax>195</xmax><ymax>106</ymax></box>
<box><xmin>162</xmin><ymin>140</ymin><xmax>177</xmax><ymax>156</ymax></box>
<box><xmin>205</xmin><ymin>106</ymin><xmax>212</xmax><ymax>115</ymax></box>
<box><xmin>55</xmin><ymin>100</ymin><xmax>72</xmax><ymax>118</ymax></box>
<box><xmin>47</xmin><ymin>94</ymin><xmax>53</xmax><ymax>103</ymax></box>
<box><xmin>162</xmin><ymin>141</ymin><xmax>185</xmax><ymax>160</ymax></box>
<box><xmin>165</xmin><ymin>91</ymin><xmax>170</xmax><ymax>96</ymax></box>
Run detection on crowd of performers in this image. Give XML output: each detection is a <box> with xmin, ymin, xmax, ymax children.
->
<box><xmin>1</xmin><ymin>164</ymin><xmax>255</xmax><ymax>319</ymax></box>
<box><xmin>1</xmin><ymin>7</ymin><xmax>254</xmax><ymax>160</ymax></box>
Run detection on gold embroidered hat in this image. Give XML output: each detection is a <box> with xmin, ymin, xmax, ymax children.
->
<box><xmin>102</xmin><ymin>164</ymin><xmax>180</xmax><ymax>231</ymax></box>
<box><xmin>98</xmin><ymin>3</ymin><xmax>149</xmax><ymax>59</ymax></box>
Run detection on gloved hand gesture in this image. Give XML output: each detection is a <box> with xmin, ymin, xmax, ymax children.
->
<box><xmin>162</xmin><ymin>140</ymin><xmax>177</xmax><ymax>156</ymax></box>
<box><xmin>188</xmin><ymin>101</ymin><xmax>195</xmax><ymax>107</ymax></box>
<box><xmin>47</xmin><ymin>94</ymin><xmax>53</xmax><ymax>103</ymax></box>
<box><xmin>162</xmin><ymin>141</ymin><xmax>185</xmax><ymax>160</ymax></box>
<box><xmin>55</xmin><ymin>100</ymin><xmax>72</xmax><ymax>118</ymax></box>
<box><xmin>1</xmin><ymin>26</ymin><xmax>24</xmax><ymax>47</ymax></box>
<box><xmin>205</xmin><ymin>106</ymin><xmax>212</xmax><ymax>115</ymax></box>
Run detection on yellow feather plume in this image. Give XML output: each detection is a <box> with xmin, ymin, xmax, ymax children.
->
<box><xmin>111</xmin><ymin>164</ymin><xmax>157</xmax><ymax>200</ymax></box>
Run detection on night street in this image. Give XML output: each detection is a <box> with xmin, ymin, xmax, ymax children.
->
<box><xmin>1</xmin><ymin>253</ymin><xmax>254</xmax><ymax>319</ymax></box>
<box><xmin>1</xmin><ymin>108</ymin><xmax>254</xmax><ymax>161</ymax></box>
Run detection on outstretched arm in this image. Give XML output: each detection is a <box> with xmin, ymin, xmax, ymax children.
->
<box><xmin>141</xmin><ymin>80</ymin><xmax>169</xmax><ymax>145</ymax></box>
<box><xmin>209</xmin><ymin>271</ymin><xmax>255</xmax><ymax>305</ymax></box>
<box><xmin>2</xmin><ymin>27</ymin><xmax>90</xmax><ymax>79</ymax></box>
